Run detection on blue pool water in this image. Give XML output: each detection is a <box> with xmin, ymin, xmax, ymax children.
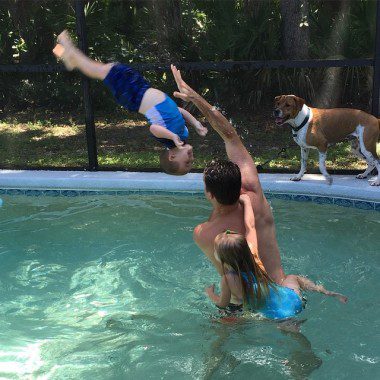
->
<box><xmin>0</xmin><ymin>194</ymin><xmax>379</xmax><ymax>379</ymax></box>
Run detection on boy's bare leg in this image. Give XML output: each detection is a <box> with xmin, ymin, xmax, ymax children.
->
<box><xmin>296</xmin><ymin>276</ymin><xmax>348</xmax><ymax>304</ymax></box>
<box><xmin>53</xmin><ymin>30</ymin><xmax>112</xmax><ymax>80</ymax></box>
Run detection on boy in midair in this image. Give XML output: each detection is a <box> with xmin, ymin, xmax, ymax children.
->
<box><xmin>53</xmin><ymin>30</ymin><xmax>207</xmax><ymax>175</ymax></box>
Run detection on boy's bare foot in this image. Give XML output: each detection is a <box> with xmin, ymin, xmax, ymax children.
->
<box><xmin>52</xmin><ymin>43</ymin><xmax>65</xmax><ymax>60</ymax></box>
<box><xmin>52</xmin><ymin>30</ymin><xmax>77</xmax><ymax>71</ymax></box>
<box><xmin>52</xmin><ymin>43</ymin><xmax>76</xmax><ymax>71</ymax></box>
<box><xmin>57</xmin><ymin>30</ymin><xmax>75</xmax><ymax>49</ymax></box>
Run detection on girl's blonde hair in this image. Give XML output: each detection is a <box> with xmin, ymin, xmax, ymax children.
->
<box><xmin>215</xmin><ymin>231</ymin><xmax>274</xmax><ymax>309</ymax></box>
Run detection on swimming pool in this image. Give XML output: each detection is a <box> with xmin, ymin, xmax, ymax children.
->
<box><xmin>0</xmin><ymin>193</ymin><xmax>379</xmax><ymax>379</ymax></box>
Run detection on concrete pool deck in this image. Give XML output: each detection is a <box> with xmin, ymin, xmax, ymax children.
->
<box><xmin>0</xmin><ymin>170</ymin><xmax>378</xmax><ymax>202</ymax></box>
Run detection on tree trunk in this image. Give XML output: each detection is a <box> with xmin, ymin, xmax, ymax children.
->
<box><xmin>151</xmin><ymin>0</ymin><xmax>182</xmax><ymax>59</ymax></box>
<box><xmin>242</xmin><ymin>0</ymin><xmax>267</xmax><ymax>17</ymax></box>
<box><xmin>280</xmin><ymin>0</ymin><xmax>310</xmax><ymax>59</ymax></box>
<box><xmin>314</xmin><ymin>1</ymin><xmax>351</xmax><ymax>108</ymax></box>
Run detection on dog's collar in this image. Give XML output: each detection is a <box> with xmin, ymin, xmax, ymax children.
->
<box><xmin>293</xmin><ymin>106</ymin><xmax>310</xmax><ymax>132</ymax></box>
<box><xmin>284</xmin><ymin>106</ymin><xmax>310</xmax><ymax>136</ymax></box>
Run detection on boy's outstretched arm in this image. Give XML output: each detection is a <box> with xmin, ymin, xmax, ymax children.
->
<box><xmin>149</xmin><ymin>124</ymin><xmax>184</xmax><ymax>149</ymax></box>
<box><xmin>171</xmin><ymin>65</ymin><xmax>261</xmax><ymax>194</ymax></box>
<box><xmin>178</xmin><ymin>107</ymin><xmax>208</xmax><ymax>136</ymax></box>
<box><xmin>297</xmin><ymin>276</ymin><xmax>348</xmax><ymax>304</ymax></box>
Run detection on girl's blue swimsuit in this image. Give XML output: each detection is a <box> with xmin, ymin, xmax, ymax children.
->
<box><xmin>254</xmin><ymin>283</ymin><xmax>304</xmax><ymax>320</ymax></box>
<box><xmin>220</xmin><ymin>272</ymin><xmax>304</xmax><ymax>320</ymax></box>
<box><xmin>103</xmin><ymin>63</ymin><xmax>188</xmax><ymax>149</ymax></box>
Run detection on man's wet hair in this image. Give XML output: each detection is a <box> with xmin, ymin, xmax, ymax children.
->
<box><xmin>204</xmin><ymin>160</ymin><xmax>241</xmax><ymax>205</ymax></box>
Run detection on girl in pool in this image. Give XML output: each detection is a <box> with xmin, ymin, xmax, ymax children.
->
<box><xmin>52</xmin><ymin>30</ymin><xmax>207</xmax><ymax>175</ymax></box>
<box><xmin>205</xmin><ymin>194</ymin><xmax>348</xmax><ymax>320</ymax></box>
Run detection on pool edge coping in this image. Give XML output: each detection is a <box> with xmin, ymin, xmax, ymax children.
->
<box><xmin>0</xmin><ymin>170</ymin><xmax>379</xmax><ymax>210</ymax></box>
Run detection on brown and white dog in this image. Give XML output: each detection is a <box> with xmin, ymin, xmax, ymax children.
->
<box><xmin>273</xmin><ymin>95</ymin><xmax>380</xmax><ymax>186</ymax></box>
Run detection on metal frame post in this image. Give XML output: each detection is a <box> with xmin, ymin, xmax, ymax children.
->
<box><xmin>75</xmin><ymin>0</ymin><xmax>98</xmax><ymax>171</ymax></box>
<box><xmin>372</xmin><ymin>0</ymin><xmax>380</xmax><ymax>116</ymax></box>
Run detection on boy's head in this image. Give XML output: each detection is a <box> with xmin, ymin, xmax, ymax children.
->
<box><xmin>203</xmin><ymin>160</ymin><xmax>241</xmax><ymax>205</ymax></box>
<box><xmin>160</xmin><ymin>144</ymin><xmax>194</xmax><ymax>175</ymax></box>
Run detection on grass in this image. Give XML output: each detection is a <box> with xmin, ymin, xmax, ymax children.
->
<box><xmin>0</xmin><ymin>108</ymin><xmax>376</xmax><ymax>172</ymax></box>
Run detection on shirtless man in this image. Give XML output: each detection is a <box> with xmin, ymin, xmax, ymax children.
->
<box><xmin>171</xmin><ymin>65</ymin><xmax>285</xmax><ymax>284</ymax></box>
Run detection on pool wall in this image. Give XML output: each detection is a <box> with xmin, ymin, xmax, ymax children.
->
<box><xmin>0</xmin><ymin>170</ymin><xmax>379</xmax><ymax>210</ymax></box>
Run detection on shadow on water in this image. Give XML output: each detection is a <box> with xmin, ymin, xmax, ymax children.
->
<box><xmin>201</xmin><ymin>318</ymin><xmax>322</xmax><ymax>380</ymax></box>
<box><xmin>106</xmin><ymin>312</ymin><xmax>322</xmax><ymax>379</ymax></box>
<box><xmin>280</xmin><ymin>328</ymin><xmax>323</xmax><ymax>379</ymax></box>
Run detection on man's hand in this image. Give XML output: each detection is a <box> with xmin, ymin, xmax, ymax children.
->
<box><xmin>195</xmin><ymin>121</ymin><xmax>208</xmax><ymax>137</ymax></box>
<box><xmin>171</xmin><ymin>64</ymin><xmax>197</xmax><ymax>102</ymax></box>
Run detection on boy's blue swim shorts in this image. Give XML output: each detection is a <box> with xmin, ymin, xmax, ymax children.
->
<box><xmin>103</xmin><ymin>63</ymin><xmax>151</xmax><ymax>112</ymax></box>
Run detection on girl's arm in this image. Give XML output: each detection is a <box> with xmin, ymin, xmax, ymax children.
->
<box><xmin>239</xmin><ymin>194</ymin><xmax>267</xmax><ymax>272</ymax></box>
<box><xmin>149</xmin><ymin>124</ymin><xmax>184</xmax><ymax>149</ymax></box>
<box><xmin>178</xmin><ymin>107</ymin><xmax>208</xmax><ymax>137</ymax></box>
<box><xmin>296</xmin><ymin>276</ymin><xmax>348</xmax><ymax>304</ymax></box>
<box><xmin>239</xmin><ymin>194</ymin><xmax>258</xmax><ymax>254</ymax></box>
<box><xmin>205</xmin><ymin>275</ymin><xmax>231</xmax><ymax>308</ymax></box>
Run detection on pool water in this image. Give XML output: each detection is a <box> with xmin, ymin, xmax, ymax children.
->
<box><xmin>0</xmin><ymin>194</ymin><xmax>379</xmax><ymax>379</ymax></box>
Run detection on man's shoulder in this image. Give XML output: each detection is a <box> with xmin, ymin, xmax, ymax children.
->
<box><xmin>193</xmin><ymin>221</ymin><xmax>209</xmax><ymax>240</ymax></box>
<box><xmin>194</xmin><ymin>216</ymin><xmax>233</xmax><ymax>245</ymax></box>
<box><xmin>193</xmin><ymin>220</ymin><xmax>217</xmax><ymax>247</ymax></box>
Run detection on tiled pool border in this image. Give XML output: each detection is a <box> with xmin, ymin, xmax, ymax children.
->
<box><xmin>0</xmin><ymin>171</ymin><xmax>378</xmax><ymax>211</ymax></box>
<box><xmin>0</xmin><ymin>187</ymin><xmax>379</xmax><ymax>211</ymax></box>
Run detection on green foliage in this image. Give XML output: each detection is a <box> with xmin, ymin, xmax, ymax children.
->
<box><xmin>1</xmin><ymin>111</ymin><xmax>373</xmax><ymax>170</ymax></box>
<box><xmin>0</xmin><ymin>0</ymin><xmax>376</xmax><ymax>113</ymax></box>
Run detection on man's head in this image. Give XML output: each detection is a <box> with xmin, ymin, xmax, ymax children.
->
<box><xmin>160</xmin><ymin>144</ymin><xmax>194</xmax><ymax>175</ymax></box>
<box><xmin>273</xmin><ymin>95</ymin><xmax>305</xmax><ymax>125</ymax></box>
<box><xmin>203</xmin><ymin>160</ymin><xmax>241</xmax><ymax>205</ymax></box>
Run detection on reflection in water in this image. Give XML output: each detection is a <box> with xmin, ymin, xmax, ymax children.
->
<box><xmin>280</xmin><ymin>327</ymin><xmax>322</xmax><ymax>379</ymax></box>
<box><xmin>202</xmin><ymin>323</ymin><xmax>242</xmax><ymax>380</ymax></box>
<box><xmin>201</xmin><ymin>317</ymin><xmax>322</xmax><ymax>380</ymax></box>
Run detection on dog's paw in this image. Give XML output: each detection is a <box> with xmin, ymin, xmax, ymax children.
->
<box><xmin>325</xmin><ymin>175</ymin><xmax>333</xmax><ymax>185</ymax></box>
<box><xmin>369</xmin><ymin>178</ymin><xmax>380</xmax><ymax>186</ymax></box>
<box><xmin>356</xmin><ymin>173</ymin><xmax>367</xmax><ymax>179</ymax></box>
<box><xmin>290</xmin><ymin>176</ymin><xmax>302</xmax><ymax>182</ymax></box>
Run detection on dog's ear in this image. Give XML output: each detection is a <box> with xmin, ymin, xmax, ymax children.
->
<box><xmin>295</xmin><ymin>96</ymin><xmax>305</xmax><ymax>111</ymax></box>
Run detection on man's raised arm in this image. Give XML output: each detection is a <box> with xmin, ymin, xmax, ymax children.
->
<box><xmin>171</xmin><ymin>65</ymin><xmax>238</xmax><ymax>142</ymax></box>
<box><xmin>171</xmin><ymin>65</ymin><xmax>261</xmax><ymax>194</ymax></box>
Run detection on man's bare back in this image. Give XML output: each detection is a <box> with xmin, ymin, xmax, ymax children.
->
<box><xmin>194</xmin><ymin>203</ymin><xmax>245</xmax><ymax>274</ymax></box>
<box><xmin>171</xmin><ymin>65</ymin><xmax>285</xmax><ymax>284</ymax></box>
<box><xmin>194</xmin><ymin>188</ymin><xmax>284</xmax><ymax>282</ymax></box>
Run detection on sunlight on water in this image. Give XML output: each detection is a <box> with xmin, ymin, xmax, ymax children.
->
<box><xmin>0</xmin><ymin>194</ymin><xmax>379</xmax><ymax>379</ymax></box>
<box><xmin>0</xmin><ymin>341</ymin><xmax>45</xmax><ymax>376</ymax></box>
